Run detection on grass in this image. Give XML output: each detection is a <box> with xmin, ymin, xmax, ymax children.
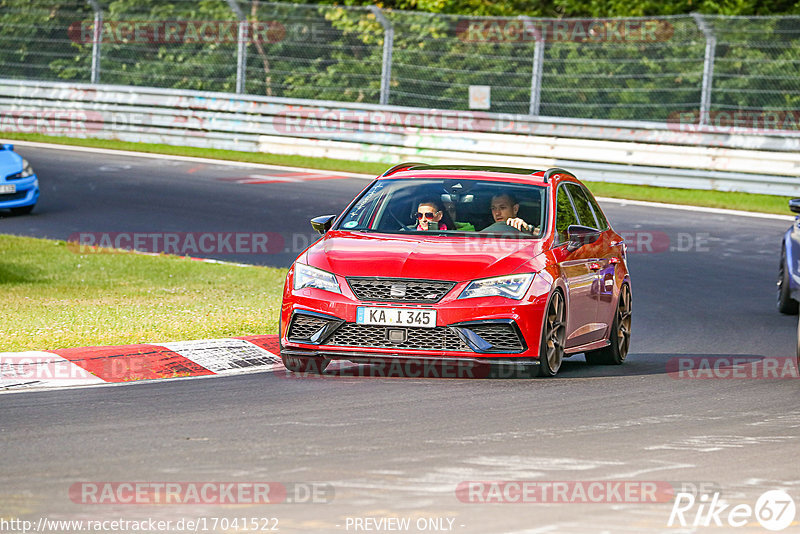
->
<box><xmin>587</xmin><ymin>182</ymin><xmax>791</xmax><ymax>214</ymax></box>
<box><xmin>2</xmin><ymin>132</ymin><xmax>793</xmax><ymax>215</ymax></box>
<box><xmin>0</xmin><ymin>234</ymin><xmax>287</xmax><ymax>352</ymax></box>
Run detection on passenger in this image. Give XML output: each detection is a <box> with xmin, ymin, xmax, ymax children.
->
<box><xmin>489</xmin><ymin>192</ymin><xmax>539</xmax><ymax>234</ymax></box>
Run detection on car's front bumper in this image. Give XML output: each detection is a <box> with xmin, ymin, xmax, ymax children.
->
<box><xmin>0</xmin><ymin>175</ymin><xmax>39</xmax><ymax>209</ymax></box>
<box><xmin>280</xmin><ymin>275</ymin><xmax>552</xmax><ymax>363</ymax></box>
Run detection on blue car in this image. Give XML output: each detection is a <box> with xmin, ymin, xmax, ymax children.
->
<box><xmin>0</xmin><ymin>143</ymin><xmax>39</xmax><ymax>215</ymax></box>
<box><xmin>778</xmin><ymin>198</ymin><xmax>800</xmax><ymax>314</ymax></box>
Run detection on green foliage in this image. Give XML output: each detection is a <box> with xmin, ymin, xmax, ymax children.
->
<box><xmin>1</xmin><ymin>1</ymin><xmax>799</xmax><ymax>122</ymax></box>
<box><xmin>322</xmin><ymin>0</ymin><xmax>800</xmax><ymax>17</ymax></box>
<box><xmin>0</xmin><ymin>0</ymin><xmax>94</xmax><ymax>81</ymax></box>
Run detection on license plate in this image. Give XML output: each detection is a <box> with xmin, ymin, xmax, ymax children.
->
<box><xmin>0</xmin><ymin>184</ymin><xmax>15</xmax><ymax>194</ymax></box>
<box><xmin>357</xmin><ymin>307</ymin><xmax>436</xmax><ymax>328</ymax></box>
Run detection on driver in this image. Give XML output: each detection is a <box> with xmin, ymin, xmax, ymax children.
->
<box><xmin>489</xmin><ymin>192</ymin><xmax>539</xmax><ymax>234</ymax></box>
<box><xmin>416</xmin><ymin>199</ymin><xmax>449</xmax><ymax>231</ymax></box>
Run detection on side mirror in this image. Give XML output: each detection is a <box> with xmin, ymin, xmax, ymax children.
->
<box><xmin>567</xmin><ymin>225</ymin><xmax>601</xmax><ymax>250</ymax></box>
<box><xmin>2</xmin><ymin>144</ymin><xmax>13</xmax><ymax>151</ymax></box>
<box><xmin>311</xmin><ymin>215</ymin><xmax>337</xmax><ymax>235</ymax></box>
<box><xmin>789</xmin><ymin>199</ymin><xmax>800</xmax><ymax>214</ymax></box>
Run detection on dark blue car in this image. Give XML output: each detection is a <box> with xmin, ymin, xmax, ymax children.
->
<box><xmin>0</xmin><ymin>143</ymin><xmax>39</xmax><ymax>215</ymax></box>
<box><xmin>778</xmin><ymin>198</ymin><xmax>800</xmax><ymax>314</ymax></box>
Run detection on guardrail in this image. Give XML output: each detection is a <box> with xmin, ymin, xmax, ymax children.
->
<box><xmin>1</xmin><ymin>79</ymin><xmax>799</xmax><ymax>195</ymax></box>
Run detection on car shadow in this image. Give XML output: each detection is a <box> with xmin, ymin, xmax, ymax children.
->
<box><xmin>310</xmin><ymin>353</ymin><xmax>789</xmax><ymax>380</ymax></box>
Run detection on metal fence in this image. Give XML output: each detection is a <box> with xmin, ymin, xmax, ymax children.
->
<box><xmin>1</xmin><ymin>1</ymin><xmax>800</xmax><ymax>126</ymax></box>
<box><xmin>4</xmin><ymin>79</ymin><xmax>800</xmax><ymax>196</ymax></box>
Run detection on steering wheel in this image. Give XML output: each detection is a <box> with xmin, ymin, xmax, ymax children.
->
<box><xmin>480</xmin><ymin>221</ymin><xmax>527</xmax><ymax>234</ymax></box>
<box><xmin>388</xmin><ymin>210</ymin><xmax>412</xmax><ymax>231</ymax></box>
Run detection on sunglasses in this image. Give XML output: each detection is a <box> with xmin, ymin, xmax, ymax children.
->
<box><xmin>416</xmin><ymin>211</ymin><xmax>440</xmax><ymax>220</ymax></box>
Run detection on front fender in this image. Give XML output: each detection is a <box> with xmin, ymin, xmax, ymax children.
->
<box><xmin>783</xmin><ymin>226</ymin><xmax>800</xmax><ymax>300</ymax></box>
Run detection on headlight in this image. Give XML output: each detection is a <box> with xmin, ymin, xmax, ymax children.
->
<box><xmin>8</xmin><ymin>159</ymin><xmax>34</xmax><ymax>180</ymax></box>
<box><xmin>458</xmin><ymin>273</ymin><xmax>535</xmax><ymax>300</ymax></box>
<box><xmin>21</xmin><ymin>160</ymin><xmax>34</xmax><ymax>177</ymax></box>
<box><xmin>293</xmin><ymin>263</ymin><xmax>341</xmax><ymax>294</ymax></box>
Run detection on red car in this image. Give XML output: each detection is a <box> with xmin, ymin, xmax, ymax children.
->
<box><xmin>279</xmin><ymin>164</ymin><xmax>632</xmax><ymax>377</ymax></box>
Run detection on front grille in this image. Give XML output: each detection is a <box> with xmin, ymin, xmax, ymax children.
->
<box><xmin>465</xmin><ymin>323</ymin><xmax>525</xmax><ymax>351</ymax></box>
<box><xmin>347</xmin><ymin>277</ymin><xmax>456</xmax><ymax>303</ymax></box>
<box><xmin>328</xmin><ymin>323</ymin><xmax>470</xmax><ymax>352</ymax></box>
<box><xmin>288</xmin><ymin>314</ymin><xmax>331</xmax><ymax>340</ymax></box>
<box><xmin>0</xmin><ymin>191</ymin><xmax>26</xmax><ymax>201</ymax></box>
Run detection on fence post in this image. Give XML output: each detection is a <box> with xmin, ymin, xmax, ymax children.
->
<box><xmin>86</xmin><ymin>0</ymin><xmax>102</xmax><ymax>84</ymax></box>
<box><xmin>692</xmin><ymin>13</ymin><xmax>716</xmax><ymax>127</ymax></box>
<box><xmin>369</xmin><ymin>5</ymin><xmax>393</xmax><ymax>106</ymax></box>
<box><xmin>520</xmin><ymin>16</ymin><xmax>544</xmax><ymax>117</ymax></box>
<box><xmin>225</xmin><ymin>0</ymin><xmax>248</xmax><ymax>94</ymax></box>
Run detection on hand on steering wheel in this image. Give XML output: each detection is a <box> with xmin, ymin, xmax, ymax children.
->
<box><xmin>505</xmin><ymin>217</ymin><xmax>532</xmax><ymax>232</ymax></box>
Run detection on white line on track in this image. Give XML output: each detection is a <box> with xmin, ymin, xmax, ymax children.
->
<box><xmin>4</xmin><ymin>139</ymin><xmax>375</xmax><ymax>178</ymax></box>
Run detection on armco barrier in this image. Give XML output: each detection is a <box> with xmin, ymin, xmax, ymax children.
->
<box><xmin>2</xmin><ymin>79</ymin><xmax>799</xmax><ymax>195</ymax></box>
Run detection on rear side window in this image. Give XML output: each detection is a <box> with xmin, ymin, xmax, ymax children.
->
<box><xmin>565</xmin><ymin>183</ymin><xmax>599</xmax><ymax>229</ymax></box>
<box><xmin>555</xmin><ymin>185</ymin><xmax>579</xmax><ymax>243</ymax></box>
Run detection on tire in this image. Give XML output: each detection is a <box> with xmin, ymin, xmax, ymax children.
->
<box><xmin>10</xmin><ymin>204</ymin><xmax>34</xmax><ymax>215</ymax></box>
<box><xmin>585</xmin><ymin>284</ymin><xmax>632</xmax><ymax>365</ymax></box>
<box><xmin>796</xmin><ymin>315</ymin><xmax>800</xmax><ymax>372</ymax></box>
<box><xmin>281</xmin><ymin>354</ymin><xmax>330</xmax><ymax>374</ymax></box>
<box><xmin>538</xmin><ymin>291</ymin><xmax>566</xmax><ymax>377</ymax></box>
<box><xmin>778</xmin><ymin>245</ymin><xmax>799</xmax><ymax>314</ymax></box>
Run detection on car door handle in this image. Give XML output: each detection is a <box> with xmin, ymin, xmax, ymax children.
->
<box><xmin>589</xmin><ymin>262</ymin><xmax>602</xmax><ymax>271</ymax></box>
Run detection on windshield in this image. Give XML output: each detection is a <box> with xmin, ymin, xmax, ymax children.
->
<box><xmin>335</xmin><ymin>178</ymin><xmax>547</xmax><ymax>238</ymax></box>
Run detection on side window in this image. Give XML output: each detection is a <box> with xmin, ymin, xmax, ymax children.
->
<box><xmin>582</xmin><ymin>187</ymin><xmax>610</xmax><ymax>230</ymax></box>
<box><xmin>565</xmin><ymin>183</ymin><xmax>599</xmax><ymax>229</ymax></box>
<box><xmin>555</xmin><ymin>185</ymin><xmax>579</xmax><ymax>243</ymax></box>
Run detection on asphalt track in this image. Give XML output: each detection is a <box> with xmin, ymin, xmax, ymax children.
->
<box><xmin>1</xmin><ymin>145</ymin><xmax>799</xmax><ymax>533</ymax></box>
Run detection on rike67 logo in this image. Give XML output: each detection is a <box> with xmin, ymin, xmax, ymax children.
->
<box><xmin>668</xmin><ymin>490</ymin><xmax>796</xmax><ymax>531</ymax></box>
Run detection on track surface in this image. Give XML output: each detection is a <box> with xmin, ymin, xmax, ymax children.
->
<box><xmin>0</xmin><ymin>146</ymin><xmax>367</xmax><ymax>266</ymax></box>
<box><xmin>1</xmin><ymin>146</ymin><xmax>799</xmax><ymax>533</ymax></box>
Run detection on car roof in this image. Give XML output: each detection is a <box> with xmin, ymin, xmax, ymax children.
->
<box><xmin>378</xmin><ymin>164</ymin><xmax>575</xmax><ymax>186</ymax></box>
